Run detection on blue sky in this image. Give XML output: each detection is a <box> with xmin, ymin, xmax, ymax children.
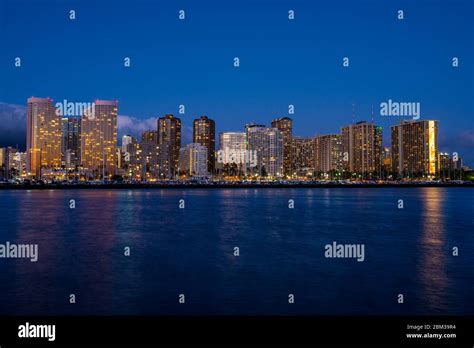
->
<box><xmin>0</xmin><ymin>0</ymin><xmax>473</xmax><ymax>164</ymax></box>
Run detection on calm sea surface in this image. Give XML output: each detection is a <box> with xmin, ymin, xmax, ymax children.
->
<box><xmin>0</xmin><ymin>188</ymin><xmax>472</xmax><ymax>315</ymax></box>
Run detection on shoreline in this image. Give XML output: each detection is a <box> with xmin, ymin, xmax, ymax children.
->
<box><xmin>0</xmin><ymin>182</ymin><xmax>472</xmax><ymax>190</ymax></box>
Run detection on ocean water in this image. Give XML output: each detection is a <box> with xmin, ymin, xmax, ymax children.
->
<box><xmin>0</xmin><ymin>188</ymin><xmax>472</xmax><ymax>315</ymax></box>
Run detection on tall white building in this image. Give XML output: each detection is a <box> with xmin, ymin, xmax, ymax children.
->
<box><xmin>178</xmin><ymin>143</ymin><xmax>208</xmax><ymax>177</ymax></box>
<box><xmin>218</xmin><ymin>132</ymin><xmax>247</xmax><ymax>164</ymax></box>
<box><xmin>247</xmin><ymin>127</ymin><xmax>283</xmax><ymax>178</ymax></box>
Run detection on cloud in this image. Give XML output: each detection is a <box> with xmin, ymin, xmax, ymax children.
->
<box><xmin>118</xmin><ymin>115</ymin><xmax>193</xmax><ymax>145</ymax></box>
<box><xmin>117</xmin><ymin>115</ymin><xmax>157</xmax><ymax>141</ymax></box>
<box><xmin>0</xmin><ymin>104</ymin><xmax>194</xmax><ymax>149</ymax></box>
<box><xmin>0</xmin><ymin>102</ymin><xmax>27</xmax><ymax>149</ymax></box>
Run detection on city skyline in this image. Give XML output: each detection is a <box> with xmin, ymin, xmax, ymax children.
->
<box><xmin>0</xmin><ymin>95</ymin><xmax>470</xmax><ymax>182</ymax></box>
<box><xmin>1</xmin><ymin>0</ymin><xmax>472</xmax><ymax>164</ymax></box>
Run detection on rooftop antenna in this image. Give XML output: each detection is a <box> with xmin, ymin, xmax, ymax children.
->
<box><xmin>352</xmin><ymin>102</ymin><xmax>355</xmax><ymax>124</ymax></box>
<box><xmin>371</xmin><ymin>105</ymin><xmax>374</xmax><ymax>124</ymax></box>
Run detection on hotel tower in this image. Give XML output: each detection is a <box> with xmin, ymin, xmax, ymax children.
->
<box><xmin>391</xmin><ymin>120</ymin><xmax>438</xmax><ymax>177</ymax></box>
<box><xmin>342</xmin><ymin>121</ymin><xmax>382</xmax><ymax>177</ymax></box>
<box><xmin>80</xmin><ymin>100</ymin><xmax>118</xmax><ymax>179</ymax></box>
<box><xmin>271</xmin><ymin>117</ymin><xmax>293</xmax><ymax>176</ymax></box>
<box><xmin>193</xmin><ymin>116</ymin><xmax>215</xmax><ymax>173</ymax></box>
<box><xmin>157</xmin><ymin>114</ymin><xmax>181</xmax><ymax>179</ymax></box>
<box><xmin>26</xmin><ymin>97</ymin><xmax>62</xmax><ymax>178</ymax></box>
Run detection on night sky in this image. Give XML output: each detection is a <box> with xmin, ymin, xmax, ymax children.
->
<box><xmin>0</xmin><ymin>0</ymin><xmax>473</xmax><ymax>163</ymax></box>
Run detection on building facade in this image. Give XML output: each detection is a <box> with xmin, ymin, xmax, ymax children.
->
<box><xmin>157</xmin><ymin>114</ymin><xmax>181</xmax><ymax>179</ymax></box>
<box><xmin>80</xmin><ymin>100</ymin><xmax>118</xmax><ymax>179</ymax></box>
<box><xmin>193</xmin><ymin>116</ymin><xmax>215</xmax><ymax>174</ymax></box>
<box><xmin>314</xmin><ymin>134</ymin><xmax>344</xmax><ymax>174</ymax></box>
<box><xmin>271</xmin><ymin>117</ymin><xmax>293</xmax><ymax>176</ymax></box>
<box><xmin>219</xmin><ymin>132</ymin><xmax>247</xmax><ymax>165</ymax></box>
<box><xmin>141</xmin><ymin>130</ymin><xmax>159</xmax><ymax>180</ymax></box>
<box><xmin>247</xmin><ymin>127</ymin><xmax>283</xmax><ymax>178</ymax></box>
<box><xmin>342</xmin><ymin>121</ymin><xmax>382</xmax><ymax>177</ymax></box>
<box><xmin>391</xmin><ymin>120</ymin><xmax>438</xmax><ymax>178</ymax></box>
<box><xmin>292</xmin><ymin>137</ymin><xmax>315</xmax><ymax>176</ymax></box>
<box><xmin>61</xmin><ymin>117</ymin><xmax>81</xmax><ymax>169</ymax></box>
<box><xmin>178</xmin><ymin>143</ymin><xmax>209</xmax><ymax>177</ymax></box>
<box><xmin>26</xmin><ymin>97</ymin><xmax>62</xmax><ymax>178</ymax></box>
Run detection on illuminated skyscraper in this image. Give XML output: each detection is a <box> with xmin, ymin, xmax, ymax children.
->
<box><xmin>141</xmin><ymin>130</ymin><xmax>159</xmax><ymax>180</ymax></box>
<box><xmin>219</xmin><ymin>132</ymin><xmax>247</xmax><ymax>164</ymax></box>
<box><xmin>314</xmin><ymin>134</ymin><xmax>344</xmax><ymax>173</ymax></box>
<box><xmin>391</xmin><ymin>120</ymin><xmax>438</xmax><ymax>177</ymax></box>
<box><xmin>0</xmin><ymin>148</ymin><xmax>5</xmax><ymax>178</ymax></box>
<box><xmin>342</xmin><ymin>121</ymin><xmax>382</xmax><ymax>177</ymax></box>
<box><xmin>247</xmin><ymin>127</ymin><xmax>283</xmax><ymax>178</ymax></box>
<box><xmin>26</xmin><ymin>97</ymin><xmax>62</xmax><ymax>178</ymax></box>
<box><xmin>271</xmin><ymin>117</ymin><xmax>293</xmax><ymax>176</ymax></box>
<box><xmin>193</xmin><ymin>116</ymin><xmax>215</xmax><ymax>173</ymax></box>
<box><xmin>61</xmin><ymin>117</ymin><xmax>81</xmax><ymax>169</ymax></box>
<box><xmin>80</xmin><ymin>100</ymin><xmax>118</xmax><ymax>179</ymax></box>
<box><xmin>157</xmin><ymin>114</ymin><xmax>181</xmax><ymax>179</ymax></box>
<box><xmin>292</xmin><ymin>137</ymin><xmax>315</xmax><ymax>176</ymax></box>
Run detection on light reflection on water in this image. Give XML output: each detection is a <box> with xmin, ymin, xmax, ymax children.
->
<box><xmin>0</xmin><ymin>188</ymin><xmax>472</xmax><ymax>315</ymax></box>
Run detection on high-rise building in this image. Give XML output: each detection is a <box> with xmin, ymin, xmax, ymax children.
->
<box><xmin>80</xmin><ymin>100</ymin><xmax>118</xmax><ymax>179</ymax></box>
<box><xmin>0</xmin><ymin>148</ymin><xmax>6</xmax><ymax>179</ymax></box>
<box><xmin>141</xmin><ymin>130</ymin><xmax>159</xmax><ymax>180</ymax></box>
<box><xmin>61</xmin><ymin>117</ymin><xmax>81</xmax><ymax>169</ymax></box>
<box><xmin>292</xmin><ymin>137</ymin><xmax>315</xmax><ymax>176</ymax></box>
<box><xmin>122</xmin><ymin>135</ymin><xmax>133</xmax><ymax>153</ymax></box>
<box><xmin>126</xmin><ymin>141</ymin><xmax>143</xmax><ymax>180</ymax></box>
<box><xmin>178</xmin><ymin>143</ymin><xmax>209</xmax><ymax>177</ymax></box>
<box><xmin>342</xmin><ymin>121</ymin><xmax>382</xmax><ymax>177</ymax></box>
<box><xmin>382</xmin><ymin>147</ymin><xmax>392</xmax><ymax>177</ymax></box>
<box><xmin>247</xmin><ymin>127</ymin><xmax>283</xmax><ymax>178</ymax></box>
<box><xmin>157</xmin><ymin>114</ymin><xmax>181</xmax><ymax>179</ymax></box>
<box><xmin>271</xmin><ymin>117</ymin><xmax>293</xmax><ymax>176</ymax></box>
<box><xmin>391</xmin><ymin>120</ymin><xmax>438</xmax><ymax>177</ymax></box>
<box><xmin>314</xmin><ymin>134</ymin><xmax>344</xmax><ymax>173</ymax></box>
<box><xmin>142</xmin><ymin>130</ymin><xmax>158</xmax><ymax>144</ymax></box>
<box><xmin>193</xmin><ymin>116</ymin><xmax>215</xmax><ymax>173</ymax></box>
<box><xmin>8</xmin><ymin>149</ymin><xmax>26</xmax><ymax>179</ymax></box>
<box><xmin>26</xmin><ymin>97</ymin><xmax>62</xmax><ymax>178</ymax></box>
<box><xmin>219</xmin><ymin>132</ymin><xmax>247</xmax><ymax>165</ymax></box>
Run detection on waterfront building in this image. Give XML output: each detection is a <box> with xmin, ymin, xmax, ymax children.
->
<box><xmin>391</xmin><ymin>120</ymin><xmax>438</xmax><ymax>178</ymax></box>
<box><xmin>193</xmin><ymin>116</ymin><xmax>215</xmax><ymax>174</ymax></box>
<box><xmin>342</xmin><ymin>121</ymin><xmax>382</xmax><ymax>178</ymax></box>
<box><xmin>141</xmin><ymin>130</ymin><xmax>159</xmax><ymax>180</ymax></box>
<box><xmin>26</xmin><ymin>97</ymin><xmax>62</xmax><ymax>178</ymax></box>
<box><xmin>80</xmin><ymin>100</ymin><xmax>118</xmax><ymax>180</ymax></box>
<box><xmin>292</xmin><ymin>137</ymin><xmax>315</xmax><ymax>177</ymax></box>
<box><xmin>314</xmin><ymin>134</ymin><xmax>344</xmax><ymax>175</ymax></box>
<box><xmin>178</xmin><ymin>143</ymin><xmax>209</xmax><ymax>177</ymax></box>
<box><xmin>271</xmin><ymin>117</ymin><xmax>293</xmax><ymax>176</ymax></box>
<box><xmin>61</xmin><ymin>117</ymin><xmax>81</xmax><ymax>169</ymax></box>
<box><xmin>247</xmin><ymin>127</ymin><xmax>283</xmax><ymax>178</ymax></box>
<box><xmin>157</xmin><ymin>114</ymin><xmax>181</xmax><ymax>179</ymax></box>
